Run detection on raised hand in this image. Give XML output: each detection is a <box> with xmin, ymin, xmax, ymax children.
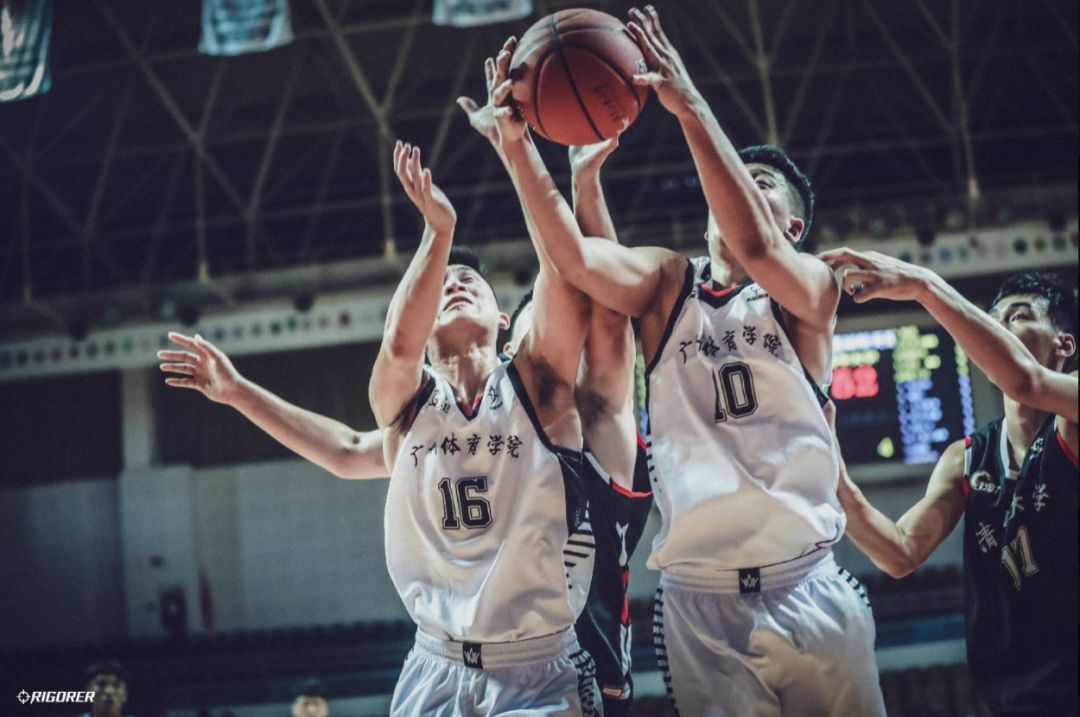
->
<box><xmin>457</xmin><ymin>36</ymin><xmax>519</xmax><ymax>146</ymax></box>
<box><xmin>568</xmin><ymin>134</ymin><xmax>621</xmax><ymax>180</ymax></box>
<box><xmin>627</xmin><ymin>5</ymin><xmax>700</xmax><ymax>118</ymax></box>
<box><xmin>486</xmin><ymin>36</ymin><xmax>529</xmax><ymax>146</ymax></box>
<box><xmin>819</xmin><ymin>247</ymin><xmax>935</xmax><ymax>304</ymax></box>
<box><xmin>393</xmin><ymin>140</ymin><xmax>456</xmax><ymax>235</ymax></box>
<box><xmin>158</xmin><ymin>332</ymin><xmax>243</xmax><ymax>405</ymax></box>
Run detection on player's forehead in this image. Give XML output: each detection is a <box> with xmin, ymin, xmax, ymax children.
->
<box><xmin>991</xmin><ymin>293</ymin><xmax>1048</xmax><ymax>318</ymax></box>
<box><xmin>444</xmin><ymin>264</ymin><xmax>487</xmax><ymax>285</ymax></box>
<box><xmin>745</xmin><ymin>163</ymin><xmax>787</xmax><ymax>185</ymax></box>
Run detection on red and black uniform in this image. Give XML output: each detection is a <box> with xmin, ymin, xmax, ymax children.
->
<box><xmin>963</xmin><ymin>416</ymin><xmax>1078</xmax><ymax>716</ymax></box>
<box><xmin>577</xmin><ymin>438</ymin><xmax>653</xmax><ymax>717</ymax></box>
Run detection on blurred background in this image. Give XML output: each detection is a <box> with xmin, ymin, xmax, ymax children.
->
<box><xmin>0</xmin><ymin>0</ymin><xmax>1076</xmax><ymax>716</ymax></box>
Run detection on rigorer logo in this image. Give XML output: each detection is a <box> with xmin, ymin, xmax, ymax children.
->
<box><xmin>738</xmin><ymin>567</ymin><xmax>761</xmax><ymax>594</ymax></box>
<box><xmin>462</xmin><ymin>641</ymin><xmax>483</xmax><ymax>669</ymax></box>
<box><xmin>17</xmin><ymin>691</ymin><xmax>95</xmax><ymax>704</ymax></box>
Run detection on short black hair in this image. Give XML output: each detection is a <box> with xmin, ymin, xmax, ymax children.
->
<box><xmin>992</xmin><ymin>271</ymin><xmax>1078</xmax><ymax>339</ymax></box>
<box><xmin>85</xmin><ymin>660</ymin><xmax>129</xmax><ymax>685</ymax></box>
<box><xmin>447</xmin><ymin>246</ymin><xmax>486</xmax><ymax>277</ymax></box>
<box><xmin>294</xmin><ymin>678</ymin><xmax>328</xmax><ymax>699</ymax></box>
<box><xmin>737</xmin><ymin>144</ymin><xmax>814</xmax><ymax>250</ymax></box>
<box><xmin>509</xmin><ymin>289</ymin><xmax>533</xmax><ymax>335</ymax></box>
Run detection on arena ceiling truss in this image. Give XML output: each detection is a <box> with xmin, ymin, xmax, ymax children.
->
<box><xmin>0</xmin><ymin>0</ymin><xmax>1075</xmax><ymax>338</ymax></box>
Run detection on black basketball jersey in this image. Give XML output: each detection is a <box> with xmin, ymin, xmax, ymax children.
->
<box><xmin>575</xmin><ymin>437</ymin><xmax>653</xmax><ymax>716</ymax></box>
<box><xmin>963</xmin><ymin>416</ymin><xmax>1078</xmax><ymax>716</ymax></box>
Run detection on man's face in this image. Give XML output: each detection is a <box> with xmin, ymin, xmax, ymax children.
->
<box><xmin>707</xmin><ymin>163</ymin><xmax>804</xmax><ymax>254</ymax></box>
<box><xmin>990</xmin><ymin>293</ymin><xmax>1074</xmax><ymax>369</ymax></box>
<box><xmin>292</xmin><ymin>695</ymin><xmax>329</xmax><ymax>717</ymax></box>
<box><xmin>87</xmin><ymin>673</ymin><xmax>126</xmax><ymax>717</ymax></box>
<box><xmin>434</xmin><ymin>264</ymin><xmax>504</xmax><ymax>335</ymax></box>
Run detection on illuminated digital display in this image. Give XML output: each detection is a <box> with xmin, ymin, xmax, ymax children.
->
<box><xmin>831</xmin><ymin>326</ymin><xmax>976</xmax><ymax>465</ymax></box>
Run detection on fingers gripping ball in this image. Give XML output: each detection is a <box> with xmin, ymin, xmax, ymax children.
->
<box><xmin>510</xmin><ymin>9</ymin><xmax>648</xmax><ymax>146</ymax></box>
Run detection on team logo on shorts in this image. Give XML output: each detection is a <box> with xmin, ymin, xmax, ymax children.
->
<box><xmin>462</xmin><ymin>642</ymin><xmax>483</xmax><ymax>669</ymax></box>
<box><xmin>738</xmin><ymin>567</ymin><xmax>761</xmax><ymax>594</ymax></box>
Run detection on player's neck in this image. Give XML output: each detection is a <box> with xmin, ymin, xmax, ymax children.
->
<box><xmin>1004</xmin><ymin>397</ymin><xmax>1051</xmax><ymax>459</ymax></box>
<box><xmin>430</xmin><ymin>344</ymin><xmax>499</xmax><ymax>404</ymax></box>
<box><xmin>707</xmin><ymin>241</ymin><xmax>749</xmax><ymax>288</ymax></box>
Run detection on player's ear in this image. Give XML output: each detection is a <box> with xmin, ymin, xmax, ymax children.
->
<box><xmin>502</xmin><ymin>341</ymin><xmax>514</xmax><ymax>356</ymax></box>
<box><xmin>785</xmin><ymin>216</ymin><xmax>805</xmax><ymax>245</ymax></box>
<box><xmin>1055</xmin><ymin>331</ymin><xmax>1077</xmax><ymax>361</ymax></box>
<box><xmin>498</xmin><ymin>312</ymin><xmax>511</xmax><ymax>331</ymax></box>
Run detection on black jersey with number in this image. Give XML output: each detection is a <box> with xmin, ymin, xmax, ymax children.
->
<box><xmin>575</xmin><ymin>438</ymin><xmax>653</xmax><ymax>716</ymax></box>
<box><xmin>963</xmin><ymin>416</ymin><xmax>1078</xmax><ymax>715</ymax></box>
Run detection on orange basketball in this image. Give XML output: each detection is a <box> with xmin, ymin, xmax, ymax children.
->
<box><xmin>510</xmin><ymin>9</ymin><xmax>649</xmax><ymax>146</ymax></box>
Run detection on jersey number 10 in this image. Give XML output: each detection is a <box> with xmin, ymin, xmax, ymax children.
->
<box><xmin>438</xmin><ymin>476</ymin><xmax>493</xmax><ymax>530</ymax></box>
<box><xmin>712</xmin><ymin>362</ymin><xmax>759</xmax><ymax>422</ymax></box>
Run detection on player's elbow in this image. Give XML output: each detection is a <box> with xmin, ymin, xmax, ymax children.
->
<box><xmin>882</xmin><ymin>558</ymin><xmax>918</xmax><ymax>580</ymax></box>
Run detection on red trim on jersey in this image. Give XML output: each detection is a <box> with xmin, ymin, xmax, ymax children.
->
<box><xmin>457</xmin><ymin>393</ymin><xmax>483</xmax><ymax>419</ymax></box>
<box><xmin>962</xmin><ymin>435</ymin><xmax>972</xmax><ymax>499</ymax></box>
<box><xmin>611</xmin><ymin>479</ymin><xmax>652</xmax><ymax>499</ymax></box>
<box><xmin>620</xmin><ymin>568</ymin><xmax>631</xmax><ymax>625</ymax></box>
<box><xmin>1056</xmin><ymin>429</ymin><xmax>1078</xmax><ymax>469</ymax></box>
<box><xmin>636</xmin><ymin>432</ymin><xmax>647</xmax><ymax>451</ymax></box>
<box><xmin>698</xmin><ymin>281</ymin><xmax>737</xmax><ymax>299</ymax></box>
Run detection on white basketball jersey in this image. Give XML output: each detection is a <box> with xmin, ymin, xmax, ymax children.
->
<box><xmin>645</xmin><ymin>257</ymin><xmax>845</xmax><ymax>576</ymax></box>
<box><xmin>386</xmin><ymin>360</ymin><xmax>595</xmax><ymax>643</ymax></box>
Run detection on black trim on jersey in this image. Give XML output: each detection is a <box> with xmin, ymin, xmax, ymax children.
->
<box><xmin>769</xmin><ymin>299</ymin><xmax>830</xmax><ymax>409</ymax></box>
<box><xmin>392</xmin><ymin>372</ymin><xmax>438</xmax><ymax>433</ymax></box>
<box><xmin>697</xmin><ymin>263</ymin><xmax>755</xmax><ymax>310</ymax></box>
<box><xmin>505</xmin><ymin>359</ymin><xmax>581</xmax><ymax>460</ymax></box>
<box><xmin>644</xmin><ymin>260</ymin><xmax>695</xmax><ymax>378</ymax></box>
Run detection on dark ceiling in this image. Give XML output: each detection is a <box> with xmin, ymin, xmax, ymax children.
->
<box><xmin>0</xmin><ymin>0</ymin><xmax>1076</xmax><ymax>337</ymax></box>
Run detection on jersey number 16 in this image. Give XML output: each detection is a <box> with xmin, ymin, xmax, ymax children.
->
<box><xmin>438</xmin><ymin>476</ymin><xmax>493</xmax><ymax>530</ymax></box>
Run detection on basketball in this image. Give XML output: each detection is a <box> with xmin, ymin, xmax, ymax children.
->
<box><xmin>510</xmin><ymin>9</ymin><xmax>649</xmax><ymax>146</ymax></box>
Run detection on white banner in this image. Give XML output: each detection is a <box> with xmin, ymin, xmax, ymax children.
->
<box><xmin>0</xmin><ymin>0</ymin><xmax>53</xmax><ymax>102</ymax></box>
<box><xmin>433</xmin><ymin>0</ymin><xmax>532</xmax><ymax>28</ymax></box>
<box><xmin>199</xmin><ymin>0</ymin><xmax>293</xmax><ymax>56</ymax></box>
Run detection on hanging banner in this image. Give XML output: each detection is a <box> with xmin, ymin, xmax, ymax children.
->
<box><xmin>433</xmin><ymin>0</ymin><xmax>532</xmax><ymax>28</ymax></box>
<box><xmin>199</xmin><ymin>0</ymin><xmax>293</xmax><ymax>56</ymax></box>
<box><xmin>0</xmin><ymin>0</ymin><xmax>53</xmax><ymax>102</ymax></box>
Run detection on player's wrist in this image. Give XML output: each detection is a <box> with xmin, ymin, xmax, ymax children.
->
<box><xmin>912</xmin><ymin>269</ymin><xmax>946</xmax><ymax>305</ymax></box>
<box><xmin>670</xmin><ymin>85</ymin><xmax>707</xmax><ymax>120</ymax></box>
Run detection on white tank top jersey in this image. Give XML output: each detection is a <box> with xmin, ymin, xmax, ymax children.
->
<box><xmin>385</xmin><ymin>360</ymin><xmax>596</xmax><ymax>643</ymax></box>
<box><xmin>645</xmin><ymin>257</ymin><xmax>845</xmax><ymax>577</ymax></box>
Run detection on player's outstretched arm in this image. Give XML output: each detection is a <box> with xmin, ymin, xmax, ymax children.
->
<box><xmin>628</xmin><ymin>6</ymin><xmax>838</xmax><ymax>330</ymax></box>
<box><xmin>828</xmin><ymin>401</ymin><xmax>966</xmax><ymax>578</ymax></box>
<box><xmin>490</xmin><ymin>52</ymin><xmax>685</xmax><ymax>320</ymax></box>
<box><xmin>370</xmin><ymin>142</ymin><xmax>457</xmax><ymax>430</ymax></box>
<box><xmin>570</xmin><ymin>137</ymin><xmax>620</xmax><ymax>243</ymax></box>
<box><xmin>822</xmin><ymin>248</ymin><xmax>1079</xmax><ymax>426</ymax></box>
<box><xmin>160</xmin><ymin>332</ymin><xmax>388</xmax><ymax>479</ymax></box>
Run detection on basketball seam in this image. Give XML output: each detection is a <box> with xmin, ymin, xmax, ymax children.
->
<box><xmin>550</xmin><ymin>14</ymin><xmax>604</xmax><ymax>143</ymax></box>
<box><xmin>570</xmin><ymin>46</ymin><xmax>644</xmax><ymax>115</ymax></box>
<box><xmin>515</xmin><ymin>24</ymin><xmax>629</xmax><ymax>60</ymax></box>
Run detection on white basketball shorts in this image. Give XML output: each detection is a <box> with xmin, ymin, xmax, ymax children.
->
<box><xmin>390</xmin><ymin>627</ymin><xmax>603</xmax><ymax>716</ymax></box>
<box><xmin>653</xmin><ymin>551</ymin><xmax>886</xmax><ymax>717</ymax></box>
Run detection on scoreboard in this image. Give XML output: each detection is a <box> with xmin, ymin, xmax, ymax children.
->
<box><xmin>831</xmin><ymin>326</ymin><xmax>976</xmax><ymax>466</ymax></box>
